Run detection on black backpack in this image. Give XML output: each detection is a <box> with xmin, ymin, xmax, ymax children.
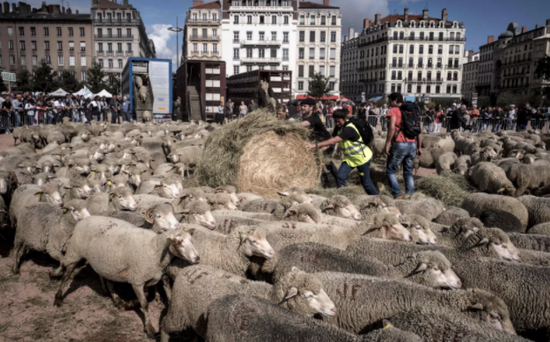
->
<box><xmin>399</xmin><ymin>102</ymin><xmax>422</xmax><ymax>138</ymax></box>
<box><xmin>344</xmin><ymin>118</ymin><xmax>374</xmax><ymax>145</ymax></box>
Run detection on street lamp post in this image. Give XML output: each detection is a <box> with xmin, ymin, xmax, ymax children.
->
<box><xmin>168</xmin><ymin>17</ymin><xmax>184</xmax><ymax>67</ymax></box>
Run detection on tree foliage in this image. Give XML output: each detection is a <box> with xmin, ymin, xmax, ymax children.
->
<box><xmin>535</xmin><ymin>56</ymin><xmax>550</xmax><ymax>81</ymax></box>
<box><xmin>32</xmin><ymin>60</ymin><xmax>57</xmax><ymax>93</ymax></box>
<box><xmin>58</xmin><ymin>71</ymin><xmax>82</xmax><ymax>93</ymax></box>
<box><xmin>307</xmin><ymin>72</ymin><xmax>330</xmax><ymax>100</ymax></box>
<box><xmin>105</xmin><ymin>74</ymin><xmax>120</xmax><ymax>95</ymax></box>
<box><xmin>86</xmin><ymin>60</ymin><xmax>106</xmax><ymax>93</ymax></box>
<box><xmin>15</xmin><ymin>69</ymin><xmax>33</xmax><ymax>92</ymax></box>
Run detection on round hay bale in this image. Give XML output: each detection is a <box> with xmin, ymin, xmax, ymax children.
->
<box><xmin>196</xmin><ymin>109</ymin><xmax>321</xmax><ymax>198</ymax></box>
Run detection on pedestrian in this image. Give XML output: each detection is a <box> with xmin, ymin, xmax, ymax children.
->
<box><xmin>307</xmin><ymin>109</ymin><xmax>378</xmax><ymax>195</ymax></box>
<box><xmin>380</xmin><ymin>104</ymin><xmax>389</xmax><ymax>132</ymax></box>
<box><xmin>121</xmin><ymin>96</ymin><xmax>131</xmax><ymax>122</ymax></box>
<box><xmin>516</xmin><ymin>102</ymin><xmax>530</xmax><ymax>132</ymax></box>
<box><xmin>300</xmin><ymin>98</ymin><xmax>331</xmax><ymax>143</ymax></box>
<box><xmin>358</xmin><ymin>103</ymin><xmax>367</xmax><ymax>121</ymax></box>
<box><xmin>470</xmin><ymin>105</ymin><xmax>480</xmax><ymax>133</ymax></box>
<box><xmin>384</xmin><ymin>92</ymin><xmax>423</xmax><ymax>199</ymax></box>
<box><xmin>434</xmin><ymin>104</ymin><xmax>445</xmax><ymax>133</ymax></box>
<box><xmin>239</xmin><ymin>101</ymin><xmax>248</xmax><ymax>118</ymax></box>
<box><xmin>173</xmin><ymin>96</ymin><xmax>182</xmax><ymax>121</ymax></box>
<box><xmin>216</xmin><ymin>101</ymin><xmax>225</xmax><ymax>124</ymax></box>
<box><xmin>507</xmin><ymin>104</ymin><xmax>516</xmax><ymax>131</ymax></box>
<box><xmin>424</xmin><ymin>105</ymin><xmax>434</xmax><ymax>133</ymax></box>
<box><xmin>449</xmin><ymin>104</ymin><xmax>468</xmax><ymax>131</ymax></box>
<box><xmin>276</xmin><ymin>104</ymin><xmax>288</xmax><ymax>120</ymax></box>
<box><xmin>287</xmin><ymin>101</ymin><xmax>298</xmax><ymax>120</ymax></box>
<box><xmin>25</xmin><ymin>97</ymin><xmax>36</xmax><ymax>126</ymax></box>
<box><xmin>1</xmin><ymin>95</ymin><xmax>13</xmax><ymax>130</ymax></box>
<box><xmin>44</xmin><ymin>96</ymin><xmax>54</xmax><ymax>124</ymax></box>
<box><xmin>326</xmin><ymin>102</ymin><xmax>334</xmax><ymax>128</ymax></box>
<box><xmin>110</xmin><ymin>95</ymin><xmax>120</xmax><ymax>124</ymax></box>
<box><xmin>12</xmin><ymin>95</ymin><xmax>23</xmax><ymax>127</ymax></box>
<box><xmin>225</xmin><ymin>98</ymin><xmax>234</xmax><ymax>123</ymax></box>
<box><xmin>492</xmin><ymin>107</ymin><xmax>503</xmax><ymax>132</ymax></box>
<box><xmin>248</xmin><ymin>99</ymin><xmax>259</xmax><ymax>112</ymax></box>
<box><xmin>88</xmin><ymin>96</ymin><xmax>100</xmax><ymax>122</ymax></box>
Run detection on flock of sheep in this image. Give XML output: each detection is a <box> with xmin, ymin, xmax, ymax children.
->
<box><xmin>0</xmin><ymin>119</ymin><xmax>550</xmax><ymax>342</ymax></box>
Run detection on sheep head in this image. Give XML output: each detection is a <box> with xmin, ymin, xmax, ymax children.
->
<box><xmin>109</xmin><ymin>187</ymin><xmax>137</xmax><ymax>211</ymax></box>
<box><xmin>447</xmin><ymin>217</ymin><xmax>484</xmax><ymax>240</ymax></box>
<box><xmin>459</xmin><ymin>228</ymin><xmax>520</xmax><ymax>262</ymax></box>
<box><xmin>404</xmin><ymin>251</ymin><xmax>461</xmax><ymax>289</ymax></box>
<box><xmin>401</xmin><ymin>215</ymin><xmax>437</xmax><ymax>244</ymax></box>
<box><xmin>215</xmin><ymin>185</ymin><xmax>239</xmax><ymax>206</ymax></box>
<box><xmin>278</xmin><ymin>187</ymin><xmax>313</xmax><ymax>204</ymax></box>
<box><xmin>165</xmin><ymin>228</ymin><xmax>200</xmax><ymax>264</ymax></box>
<box><xmin>364</xmin><ymin>214</ymin><xmax>412</xmax><ymax>242</ymax></box>
<box><xmin>62</xmin><ymin>199</ymin><xmax>91</xmax><ymax>222</ymax></box>
<box><xmin>180</xmin><ymin>200</ymin><xmax>216</xmax><ymax>230</ymax></box>
<box><xmin>155</xmin><ymin>175</ymin><xmax>184</xmax><ymax>199</ymax></box>
<box><xmin>207</xmin><ymin>193</ymin><xmax>237</xmax><ymax>211</ymax></box>
<box><xmin>236</xmin><ymin>226</ymin><xmax>275</xmax><ymax>260</ymax></box>
<box><xmin>144</xmin><ymin>203</ymin><xmax>181</xmax><ymax>231</ymax></box>
<box><xmin>282</xmin><ymin>203</ymin><xmax>322</xmax><ymax>224</ymax></box>
<box><xmin>36</xmin><ymin>182</ymin><xmax>64</xmax><ymax>206</ymax></box>
<box><xmin>320</xmin><ymin>195</ymin><xmax>361</xmax><ymax>221</ymax></box>
<box><xmin>465</xmin><ymin>289</ymin><xmax>516</xmax><ymax>335</ymax></box>
<box><xmin>273</xmin><ymin>267</ymin><xmax>336</xmax><ymax>318</ymax></box>
<box><xmin>65</xmin><ymin>179</ymin><xmax>92</xmax><ymax>200</ymax></box>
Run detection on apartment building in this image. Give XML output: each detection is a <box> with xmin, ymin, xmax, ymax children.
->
<box><xmin>220</xmin><ymin>0</ymin><xmax>297</xmax><ymax>85</ymax></box>
<box><xmin>0</xmin><ymin>2</ymin><xmax>93</xmax><ymax>81</ymax></box>
<box><xmin>462</xmin><ymin>50</ymin><xmax>479</xmax><ymax>103</ymax></box>
<box><xmin>476</xmin><ymin>36</ymin><xmax>496</xmax><ymax>106</ymax></box>
<box><xmin>183</xmin><ymin>1</ymin><xmax>222</xmax><ymax>62</ymax></box>
<box><xmin>340</xmin><ymin>8</ymin><xmax>466</xmax><ymax>102</ymax></box>
<box><xmin>296</xmin><ymin>0</ymin><xmax>341</xmax><ymax>96</ymax></box>
<box><xmin>91</xmin><ymin>0</ymin><xmax>155</xmax><ymax>76</ymax></box>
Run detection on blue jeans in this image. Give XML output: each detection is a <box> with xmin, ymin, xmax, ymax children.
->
<box><xmin>336</xmin><ymin>160</ymin><xmax>379</xmax><ymax>195</ymax></box>
<box><xmin>386</xmin><ymin>142</ymin><xmax>417</xmax><ymax>198</ymax></box>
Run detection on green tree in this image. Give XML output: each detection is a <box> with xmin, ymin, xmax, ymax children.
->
<box><xmin>86</xmin><ymin>60</ymin><xmax>106</xmax><ymax>93</ymax></box>
<box><xmin>105</xmin><ymin>74</ymin><xmax>120</xmax><ymax>95</ymax></box>
<box><xmin>535</xmin><ymin>56</ymin><xmax>550</xmax><ymax>81</ymax></box>
<box><xmin>33</xmin><ymin>60</ymin><xmax>57</xmax><ymax>93</ymax></box>
<box><xmin>15</xmin><ymin>69</ymin><xmax>33</xmax><ymax>92</ymax></box>
<box><xmin>307</xmin><ymin>72</ymin><xmax>330</xmax><ymax>100</ymax></box>
<box><xmin>58</xmin><ymin>71</ymin><xmax>81</xmax><ymax>93</ymax></box>
<box><xmin>0</xmin><ymin>81</ymin><xmax>7</xmax><ymax>93</ymax></box>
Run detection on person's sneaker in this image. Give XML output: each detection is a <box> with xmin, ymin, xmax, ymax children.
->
<box><xmin>395</xmin><ymin>194</ymin><xmax>404</xmax><ymax>200</ymax></box>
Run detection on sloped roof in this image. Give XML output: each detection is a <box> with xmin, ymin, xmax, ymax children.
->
<box><xmin>92</xmin><ymin>0</ymin><xmax>132</xmax><ymax>9</ymax></box>
<box><xmin>193</xmin><ymin>1</ymin><xmax>221</xmax><ymax>9</ymax></box>
<box><xmin>377</xmin><ymin>14</ymin><xmax>445</xmax><ymax>25</ymax></box>
<box><xmin>299</xmin><ymin>1</ymin><xmax>339</xmax><ymax>9</ymax></box>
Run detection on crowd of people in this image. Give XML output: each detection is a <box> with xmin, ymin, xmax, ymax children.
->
<box><xmin>0</xmin><ymin>92</ymin><xmax>133</xmax><ymax>131</ymax></box>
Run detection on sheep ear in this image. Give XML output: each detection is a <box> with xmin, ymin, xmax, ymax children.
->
<box><xmin>471</xmin><ymin>237</ymin><xmax>490</xmax><ymax>248</ymax></box>
<box><xmin>321</xmin><ymin>204</ymin><xmax>334</xmax><ymax>212</ymax></box>
<box><xmin>284</xmin><ymin>287</ymin><xmax>298</xmax><ymax>300</ymax></box>
<box><xmin>469</xmin><ymin>303</ymin><xmax>484</xmax><ymax>311</ymax></box>
<box><xmin>406</xmin><ymin>262</ymin><xmax>428</xmax><ymax>277</ymax></box>
<box><xmin>277</xmin><ymin>191</ymin><xmax>290</xmax><ymax>197</ymax></box>
<box><xmin>401</xmin><ymin>221</ymin><xmax>411</xmax><ymax>228</ymax></box>
<box><xmin>144</xmin><ymin>207</ymin><xmax>155</xmax><ymax>224</ymax></box>
<box><xmin>35</xmin><ymin>191</ymin><xmax>44</xmax><ymax>197</ymax></box>
<box><xmin>362</xmin><ymin>225</ymin><xmax>381</xmax><ymax>235</ymax></box>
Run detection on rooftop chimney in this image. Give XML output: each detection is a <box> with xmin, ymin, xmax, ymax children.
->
<box><xmin>66</xmin><ymin>7</ymin><xmax>72</xmax><ymax>14</ymax></box>
<box><xmin>536</xmin><ymin>24</ymin><xmax>540</xmax><ymax>29</ymax></box>
<box><xmin>422</xmin><ymin>9</ymin><xmax>428</xmax><ymax>20</ymax></box>
<box><xmin>375</xmin><ymin>13</ymin><xmax>381</xmax><ymax>25</ymax></box>
<box><xmin>3</xmin><ymin>1</ymin><xmax>8</xmax><ymax>13</ymax></box>
<box><xmin>522</xmin><ymin>26</ymin><xmax>527</xmax><ymax>33</ymax></box>
<box><xmin>349</xmin><ymin>27</ymin><xmax>355</xmax><ymax>38</ymax></box>
<box><xmin>323</xmin><ymin>0</ymin><xmax>329</xmax><ymax>6</ymax></box>
<box><xmin>192</xmin><ymin>0</ymin><xmax>203</xmax><ymax>7</ymax></box>
<box><xmin>546</xmin><ymin>19</ymin><xmax>550</xmax><ymax>26</ymax></box>
<box><xmin>441</xmin><ymin>8</ymin><xmax>448</xmax><ymax>22</ymax></box>
<box><xmin>344</xmin><ymin>35</ymin><xmax>348</xmax><ymax>42</ymax></box>
<box><xmin>123</xmin><ymin>0</ymin><xmax>129</xmax><ymax>5</ymax></box>
<box><xmin>76</xmin><ymin>9</ymin><xmax>79</xmax><ymax>14</ymax></box>
<box><xmin>488</xmin><ymin>35</ymin><xmax>494</xmax><ymax>43</ymax></box>
<box><xmin>11</xmin><ymin>3</ymin><xmax>16</xmax><ymax>12</ymax></box>
<box><xmin>62</xmin><ymin>6</ymin><xmax>65</xmax><ymax>13</ymax></box>
<box><xmin>404</xmin><ymin>8</ymin><xmax>408</xmax><ymax>22</ymax></box>
<box><xmin>363</xmin><ymin>18</ymin><xmax>370</xmax><ymax>29</ymax></box>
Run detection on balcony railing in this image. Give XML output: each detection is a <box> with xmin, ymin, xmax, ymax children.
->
<box><xmin>240</xmin><ymin>39</ymin><xmax>281</xmax><ymax>46</ymax></box>
<box><xmin>240</xmin><ymin>56</ymin><xmax>281</xmax><ymax>63</ymax></box>
<box><xmin>446</xmin><ymin>64</ymin><xmax>462</xmax><ymax>69</ymax></box>
<box><xmin>185</xmin><ymin>18</ymin><xmax>221</xmax><ymax>25</ymax></box>
<box><xmin>94</xmin><ymin>19</ymin><xmax>140</xmax><ymax>24</ymax></box>
<box><xmin>94</xmin><ymin>34</ymin><xmax>134</xmax><ymax>40</ymax></box>
<box><xmin>191</xmin><ymin>50</ymin><xmax>220</xmax><ymax>56</ymax></box>
<box><xmin>190</xmin><ymin>35</ymin><xmax>220</xmax><ymax>41</ymax></box>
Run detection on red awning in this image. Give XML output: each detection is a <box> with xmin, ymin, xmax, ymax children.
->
<box><xmin>296</xmin><ymin>95</ymin><xmax>351</xmax><ymax>102</ymax></box>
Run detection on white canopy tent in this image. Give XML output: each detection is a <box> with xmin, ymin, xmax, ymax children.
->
<box><xmin>73</xmin><ymin>86</ymin><xmax>94</xmax><ymax>98</ymax></box>
<box><xmin>49</xmin><ymin>88</ymin><xmax>69</xmax><ymax>97</ymax></box>
<box><xmin>94</xmin><ymin>89</ymin><xmax>113</xmax><ymax>98</ymax></box>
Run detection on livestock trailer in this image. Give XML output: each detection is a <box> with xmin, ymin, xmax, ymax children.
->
<box><xmin>176</xmin><ymin>60</ymin><xmax>226</xmax><ymax>122</ymax></box>
<box><xmin>226</xmin><ymin>70</ymin><xmax>292</xmax><ymax>114</ymax></box>
<box><xmin>121</xmin><ymin>57</ymin><xmax>173</xmax><ymax>121</ymax></box>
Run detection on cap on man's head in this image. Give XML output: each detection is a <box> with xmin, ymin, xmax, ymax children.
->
<box><xmin>510</xmin><ymin>104</ymin><xmax>516</xmax><ymax>108</ymax></box>
<box><xmin>301</xmin><ymin>98</ymin><xmax>316</xmax><ymax>106</ymax></box>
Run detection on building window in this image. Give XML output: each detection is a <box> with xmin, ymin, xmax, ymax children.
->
<box><xmin>30</xmin><ymin>27</ymin><xmax>36</xmax><ymax>36</ymax></box>
<box><xmin>320</xmin><ymin>48</ymin><xmax>325</xmax><ymax>60</ymax></box>
<box><xmin>19</xmin><ymin>27</ymin><xmax>24</xmax><ymax>36</ymax></box>
<box><xmin>320</xmin><ymin>65</ymin><xmax>325</xmax><ymax>76</ymax></box>
<box><xmin>299</xmin><ymin>31</ymin><xmax>304</xmax><ymax>42</ymax></box>
<box><xmin>331</xmin><ymin>16</ymin><xmax>337</xmax><ymax>25</ymax></box>
<box><xmin>118</xmin><ymin>59</ymin><xmax>123</xmax><ymax>68</ymax></box>
<box><xmin>449</xmin><ymin>45</ymin><xmax>454</xmax><ymax>54</ymax></box>
<box><xmin>410</xmin><ymin>45</ymin><xmax>414</xmax><ymax>54</ymax></box>
<box><xmin>428</xmin><ymin>45</ymin><xmax>433</xmax><ymax>54</ymax></box>
<box><xmin>330</xmin><ymin>65</ymin><xmax>335</xmax><ymax>77</ymax></box>
<box><xmin>309</xmin><ymin>47</ymin><xmax>314</xmax><ymax>59</ymax></box>
<box><xmin>246</xmin><ymin>48</ymin><xmax>252</xmax><ymax>57</ymax></box>
<box><xmin>127</xmin><ymin>43</ymin><xmax>132</xmax><ymax>52</ymax></box>
<box><xmin>68</xmin><ymin>27</ymin><xmax>73</xmax><ymax>37</ymax></box>
<box><xmin>259</xmin><ymin>48</ymin><xmax>265</xmax><ymax>58</ymax></box>
<box><xmin>44</xmin><ymin>41</ymin><xmax>50</xmax><ymax>51</ymax></box>
<box><xmin>81</xmin><ymin>56</ymin><xmax>86</xmax><ymax>66</ymax></box>
<box><xmin>310</xmin><ymin>16</ymin><xmax>315</xmax><ymax>25</ymax></box>
<box><xmin>79</xmin><ymin>27</ymin><xmax>85</xmax><ymax>37</ymax></box>
<box><xmin>234</xmin><ymin>66</ymin><xmax>239</xmax><ymax>75</ymax></box>
<box><xmin>330</xmin><ymin>48</ymin><xmax>336</xmax><ymax>59</ymax></box>
<box><xmin>271</xmin><ymin>32</ymin><xmax>277</xmax><ymax>41</ymax></box>
<box><xmin>107</xmin><ymin>43</ymin><xmax>113</xmax><ymax>52</ymax></box>
<box><xmin>320</xmin><ymin>31</ymin><xmax>326</xmax><ymax>42</ymax></box>
<box><xmin>417</xmin><ymin>85</ymin><xmax>422</xmax><ymax>93</ymax></box>
<box><xmin>57</xmin><ymin>27</ymin><xmax>62</xmax><ymax>36</ymax></box>
<box><xmin>272</xmin><ymin>15</ymin><xmax>277</xmax><ymax>24</ymax></box>
<box><xmin>300</xmin><ymin>16</ymin><xmax>305</xmax><ymax>25</ymax></box>
<box><xmin>247</xmin><ymin>31</ymin><xmax>252</xmax><ymax>40</ymax></box>
<box><xmin>69</xmin><ymin>56</ymin><xmax>75</xmax><ymax>66</ymax></box>
<box><xmin>270</xmin><ymin>48</ymin><xmax>277</xmax><ymax>58</ymax></box>
<box><xmin>203</xmin><ymin>43</ymin><xmax>208</xmax><ymax>53</ymax></box>
<box><xmin>331</xmin><ymin>31</ymin><xmax>336</xmax><ymax>42</ymax></box>
<box><xmin>453</xmin><ymin>85</ymin><xmax>457</xmax><ymax>93</ymax></box>
<box><xmin>309</xmin><ymin>65</ymin><xmax>314</xmax><ymax>77</ymax></box>
<box><xmin>299</xmin><ymin>47</ymin><xmax>304</xmax><ymax>59</ymax></box>
<box><xmin>233</xmin><ymin>31</ymin><xmax>239</xmax><ymax>42</ymax></box>
<box><xmin>298</xmin><ymin>81</ymin><xmax>304</xmax><ymax>90</ymax></box>
<box><xmin>108</xmin><ymin>59</ymin><xmax>113</xmax><ymax>68</ymax></box>
<box><xmin>259</xmin><ymin>31</ymin><xmax>265</xmax><ymax>41</ymax></box>
<box><xmin>259</xmin><ymin>15</ymin><xmax>264</xmax><ymax>24</ymax></box>
<box><xmin>117</xmin><ymin>43</ymin><xmax>122</xmax><ymax>52</ymax></box>
<box><xmin>9</xmin><ymin>55</ymin><xmax>14</xmax><ymax>64</ymax></box>
<box><xmin>58</xmin><ymin>55</ymin><xmax>64</xmax><ymax>66</ymax></box>
<box><xmin>298</xmin><ymin>65</ymin><xmax>304</xmax><ymax>77</ymax></box>
<box><xmin>234</xmin><ymin>15</ymin><xmax>239</xmax><ymax>24</ymax></box>
<box><xmin>202</xmin><ymin>28</ymin><xmax>207</xmax><ymax>38</ymax></box>
<box><xmin>43</xmin><ymin>27</ymin><xmax>49</xmax><ymax>36</ymax></box>
<box><xmin>20</xmin><ymin>41</ymin><xmax>25</xmax><ymax>50</ymax></box>
<box><xmin>283</xmin><ymin>48</ymin><xmax>289</xmax><ymax>61</ymax></box>
<box><xmin>321</xmin><ymin>15</ymin><xmax>326</xmax><ymax>25</ymax></box>
<box><xmin>233</xmin><ymin>48</ymin><xmax>240</xmax><ymax>59</ymax></box>
<box><xmin>247</xmin><ymin>65</ymin><xmax>253</xmax><ymax>72</ymax></box>
<box><xmin>31</xmin><ymin>41</ymin><xmax>37</xmax><ymax>51</ymax></box>
<box><xmin>213</xmin><ymin>13</ymin><xmax>217</xmax><ymax>21</ymax></box>
<box><xmin>213</xmin><ymin>43</ymin><xmax>218</xmax><ymax>53</ymax></box>
<box><xmin>57</xmin><ymin>41</ymin><xmax>62</xmax><ymax>51</ymax></box>
<box><xmin>45</xmin><ymin>55</ymin><xmax>51</xmax><ymax>64</ymax></box>
<box><xmin>7</xmin><ymin>26</ymin><xmax>13</xmax><ymax>36</ymax></box>
<box><xmin>310</xmin><ymin>31</ymin><xmax>315</xmax><ymax>42</ymax></box>
<box><xmin>213</xmin><ymin>28</ymin><xmax>217</xmax><ymax>38</ymax></box>
<box><xmin>282</xmin><ymin>65</ymin><xmax>288</xmax><ymax>71</ymax></box>
<box><xmin>419</xmin><ymin>45</ymin><xmax>424</xmax><ymax>54</ymax></box>
<box><xmin>20</xmin><ymin>56</ymin><xmax>26</xmax><ymax>65</ymax></box>
<box><xmin>283</xmin><ymin>32</ymin><xmax>289</xmax><ymax>43</ymax></box>
<box><xmin>31</xmin><ymin>55</ymin><xmax>37</xmax><ymax>65</ymax></box>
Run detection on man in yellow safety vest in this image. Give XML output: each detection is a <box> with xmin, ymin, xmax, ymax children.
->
<box><xmin>307</xmin><ymin>109</ymin><xmax>379</xmax><ymax>195</ymax></box>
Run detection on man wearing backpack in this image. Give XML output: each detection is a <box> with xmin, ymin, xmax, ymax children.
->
<box><xmin>307</xmin><ymin>109</ymin><xmax>379</xmax><ymax>195</ymax></box>
<box><xmin>384</xmin><ymin>93</ymin><xmax>423</xmax><ymax>199</ymax></box>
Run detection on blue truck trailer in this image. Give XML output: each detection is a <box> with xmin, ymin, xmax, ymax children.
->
<box><xmin>121</xmin><ymin>57</ymin><xmax>173</xmax><ymax>121</ymax></box>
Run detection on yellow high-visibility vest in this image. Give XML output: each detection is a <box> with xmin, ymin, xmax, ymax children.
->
<box><xmin>337</xmin><ymin>122</ymin><xmax>372</xmax><ymax>168</ymax></box>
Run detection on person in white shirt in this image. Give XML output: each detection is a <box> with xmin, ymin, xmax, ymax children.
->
<box><xmin>88</xmin><ymin>96</ymin><xmax>100</xmax><ymax>121</ymax></box>
<box><xmin>25</xmin><ymin>98</ymin><xmax>36</xmax><ymax>125</ymax></box>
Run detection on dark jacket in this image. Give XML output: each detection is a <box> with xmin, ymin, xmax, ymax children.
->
<box><xmin>449</xmin><ymin>109</ymin><xmax>467</xmax><ymax>130</ymax></box>
<box><xmin>517</xmin><ymin>108</ymin><xmax>529</xmax><ymax>125</ymax></box>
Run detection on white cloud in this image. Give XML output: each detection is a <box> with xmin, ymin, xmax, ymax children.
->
<box><xmin>147</xmin><ymin>24</ymin><xmax>177</xmax><ymax>65</ymax></box>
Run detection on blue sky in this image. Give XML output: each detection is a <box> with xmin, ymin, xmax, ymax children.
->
<box><xmin>21</xmin><ymin>0</ymin><xmax>550</xmax><ymax>62</ymax></box>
